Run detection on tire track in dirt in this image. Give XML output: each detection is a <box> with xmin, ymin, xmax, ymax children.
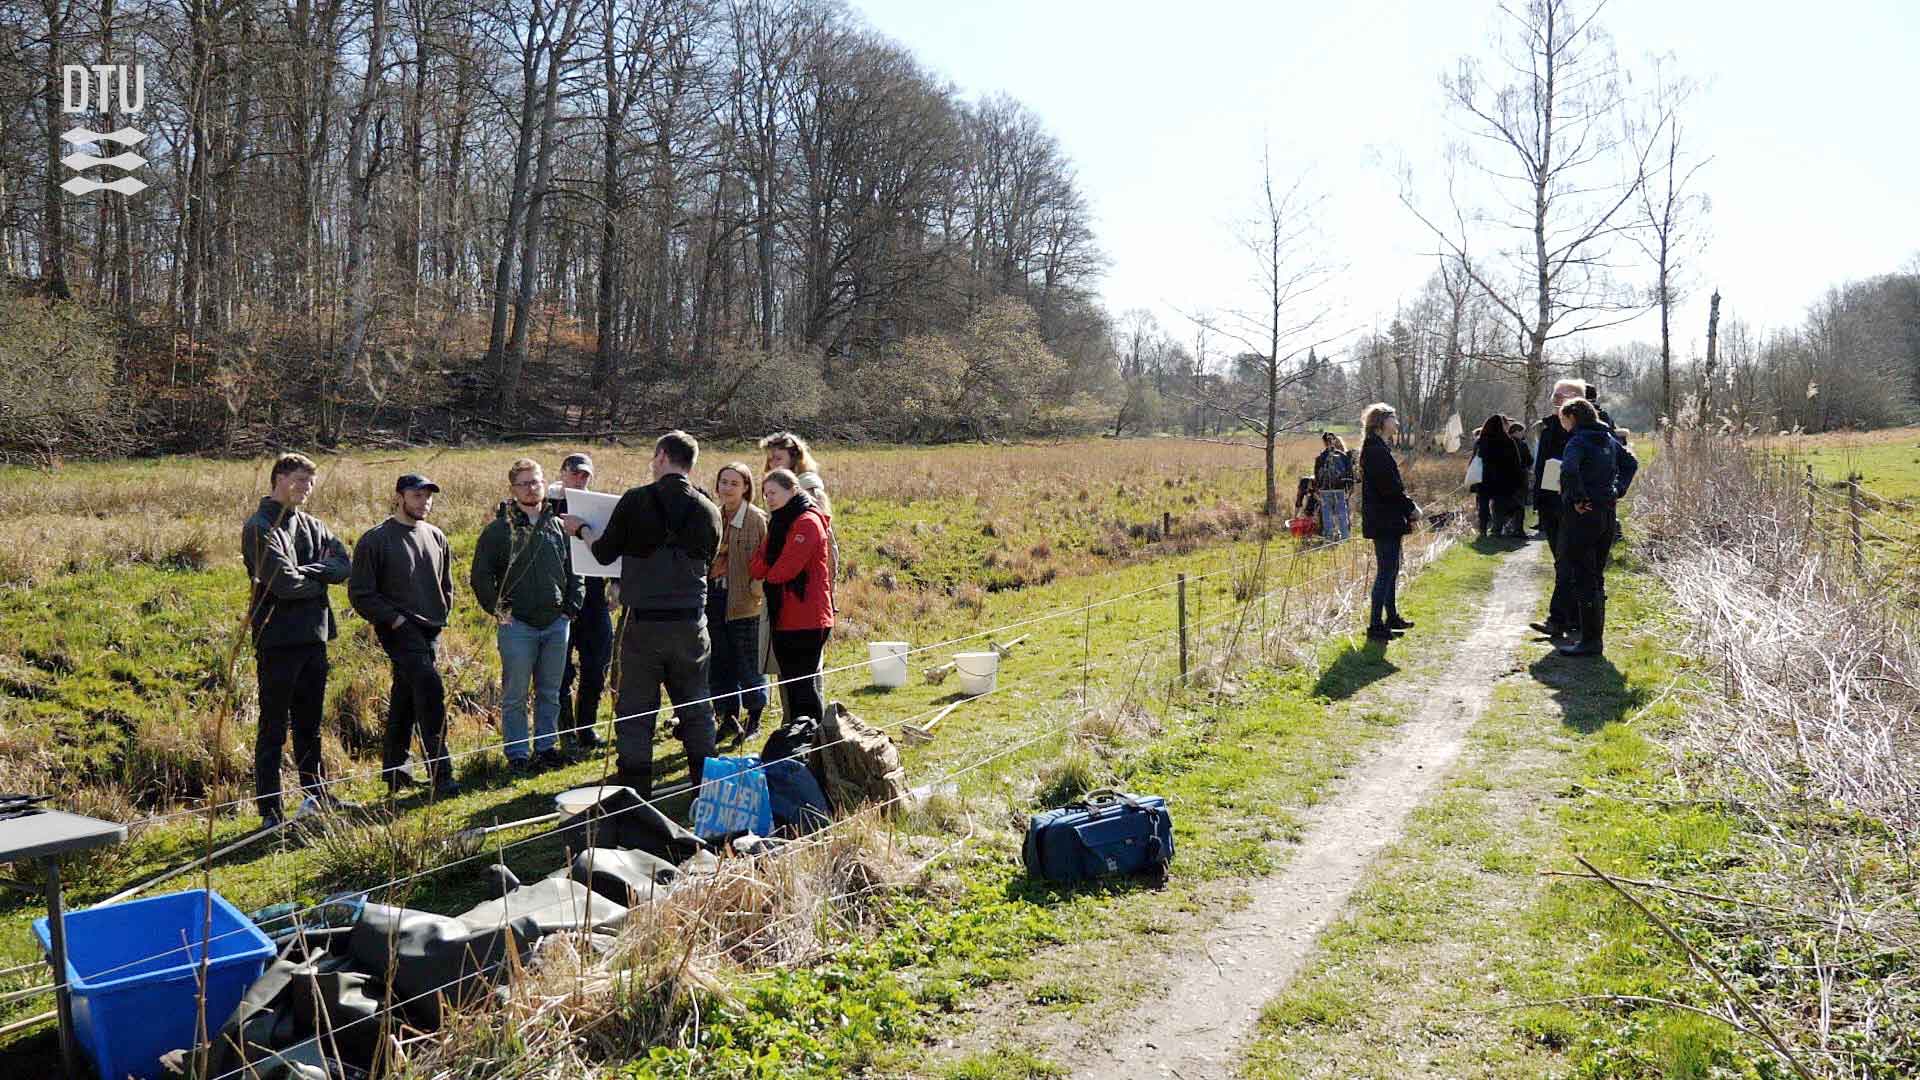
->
<box><xmin>1066</xmin><ymin>543</ymin><xmax>1544</xmax><ymax>1080</ymax></box>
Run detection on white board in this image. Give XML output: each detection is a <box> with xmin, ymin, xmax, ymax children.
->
<box><xmin>1541</xmin><ymin>458</ymin><xmax>1562</xmax><ymax>493</ymax></box>
<box><xmin>565</xmin><ymin>488</ymin><xmax>624</xmax><ymax>578</ymax></box>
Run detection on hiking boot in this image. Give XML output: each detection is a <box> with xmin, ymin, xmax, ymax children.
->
<box><xmin>385</xmin><ymin>769</ymin><xmax>423</xmax><ymax>795</ymax></box>
<box><xmin>1365</xmin><ymin>625</ymin><xmax>1398</xmax><ymax>642</ymax></box>
<box><xmin>259</xmin><ymin>803</ymin><xmax>286</xmax><ymax>829</ymax></box>
<box><xmin>1387</xmin><ymin>616</ymin><xmax>1415</xmax><ymax>631</ymax></box>
<box><xmin>535</xmin><ymin>748</ymin><xmax>568</xmax><ymax>771</ymax></box>
<box><xmin>715</xmin><ymin>714</ymin><xmax>743</xmax><ymax>749</ymax></box>
<box><xmin>1528</xmin><ymin>620</ymin><xmax>1568</xmax><ymax>638</ymax></box>
<box><xmin>742</xmin><ymin>710</ymin><xmax>763</xmax><ymax>742</ymax></box>
<box><xmin>1557</xmin><ymin>638</ymin><xmax>1604</xmax><ymax>657</ymax></box>
<box><xmin>432</xmin><ymin>776</ymin><xmax>463</xmax><ymax>798</ymax></box>
<box><xmin>506</xmin><ymin>755</ymin><xmax>537</xmax><ymax>777</ymax></box>
<box><xmin>573</xmin><ymin>726</ymin><xmax>602</xmax><ymax>750</ymax></box>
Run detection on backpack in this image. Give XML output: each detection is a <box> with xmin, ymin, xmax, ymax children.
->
<box><xmin>810</xmin><ymin>702</ymin><xmax>909</xmax><ymax>814</ymax></box>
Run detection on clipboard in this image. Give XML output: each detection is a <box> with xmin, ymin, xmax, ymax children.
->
<box><xmin>1541</xmin><ymin>459</ymin><xmax>1562</xmax><ymax>493</ymax></box>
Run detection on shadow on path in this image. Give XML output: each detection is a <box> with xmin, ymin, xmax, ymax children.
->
<box><xmin>1312</xmin><ymin>637</ymin><xmax>1399</xmax><ymax>701</ymax></box>
<box><xmin>1527</xmin><ymin>652</ymin><xmax>1644</xmax><ymax>734</ymax></box>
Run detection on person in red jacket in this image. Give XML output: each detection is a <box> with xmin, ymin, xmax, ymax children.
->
<box><xmin>750</xmin><ymin>468</ymin><xmax>835</xmax><ymax>724</ymax></box>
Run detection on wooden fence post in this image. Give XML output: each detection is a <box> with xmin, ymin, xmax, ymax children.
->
<box><xmin>1177</xmin><ymin>573</ymin><xmax>1189</xmax><ymax>683</ymax></box>
<box><xmin>1848</xmin><ymin>472</ymin><xmax>1864</xmax><ymax>577</ymax></box>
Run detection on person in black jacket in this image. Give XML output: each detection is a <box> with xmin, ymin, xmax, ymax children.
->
<box><xmin>1358</xmin><ymin>403</ymin><xmax>1419</xmax><ymax>641</ymax></box>
<box><xmin>1471</xmin><ymin>415</ymin><xmax>1526</xmax><ymax>539</ymax></box>
<box><xmin>562</xmin><ymin>431</ymin><xmax>723</xmax><ymax>797</ymax></box>
<box><xmin>1508</xmin><ymin>420</ymin><xmax>1533</xmax><ymax>533</ymax></box>
<box><xmin>1530</xmin><ymin>379</ymin><xmax>1588</xmax><ymax>638</ymax></box>
<box><xmin>1553</xmin><ymin>398</ymin><xmax>1640</xmax><ymax>657</ymax></box>
<box><xmin>552</xmin><ymin>453</ymin><xmax>608</xmax><ymax>753</ymax></box>
<box><xmin>241</xmin><ymin>453</ymin><xmax>352</xmax><ymax>825</ymax></box>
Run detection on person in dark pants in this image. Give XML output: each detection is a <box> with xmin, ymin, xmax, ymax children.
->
<box><xmin>1553</xmin><ymin>398</ymin><xmax>1640</xmax><ymax>657</ymax></box>
<box><xmin>1529</xmin><ymin>379</ymin><xmax>1588</xmax><ymax>639</ymax></box>
<box><xmin>708</xmin><ymin>461</ymin><xmax>770</xmax><ymax>747</ymax></box>
<box><xmin>1509</xmin><ymin>421</ymin><xmax>1534</xmax><ymax>535</ymax></box>
<box><xmin>1358</xmin><ymin>403</ymin><xmax>1418</xmax><ymax>641</ymax></box>
<box><xmin>552</xmin><ymin>453</ymin><xmax>608</xmax><ymax>753</ymax></box>
<box><xmin>562</xmin><ymin>431</ymin><xmax>722</xmax><ymax>797</ymax></box>
<box><xmin>241</xmin><ymin>452</ymin><xmax>353</xmax><ymax>826</ymax></box>
<box><xmin>1471</xmin><ymin>415</ymin><xmax>1526</xmax><ymax>538</ymax></box>
<box><xmin>751</xmin><ymin>469</ymin><xmax>836</xmax><ymax>724</ymax></box>
<box><xmin>349</xmin><ymin>474</ymin><xmax>460</xmax><ymax>797</ymax></box>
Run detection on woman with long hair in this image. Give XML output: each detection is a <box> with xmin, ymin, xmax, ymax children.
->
<box><xmin>1472</xmin><ymin>415</ymin><xmax>1526</xmax><ymax>539</ymax></box>
<box><xmin>1359</xmin><ymin>403</ymin><xmax>1418</xmax><ymax>641</ymax></box>
<box><xmin>1313</xmin><ymin>432</ymin><xmax>1355</xmax><ymax>540</ymax></box>
<box><xmin>750</xmin><ymin>469</ymin><xmax>836</xmax><ymax>724</ymax></box>
<box><xmin>759</xmin><ymin>431</ymin><xmax>831</xmax><ymax>515</ymax></box>
<box><xmin>708</xmin><ymin>461</ymin><xmax>770</xmax><ymax>746</ymax></box>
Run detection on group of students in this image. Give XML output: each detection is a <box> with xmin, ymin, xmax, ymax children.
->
<box><xmin>241</xmin><ymin>430</ymin><xmax>837</xmax><ymax>826</ymax></box>
<box><xmin>1352</xmin><ymin>379</ymin><xmax>1637</xmax><ymax>656</ymax></box>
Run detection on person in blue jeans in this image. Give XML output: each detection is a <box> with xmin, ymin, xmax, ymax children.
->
<box><xmin>708</xmin><ymin>461</ymin><xmax>771</xmax><ymax>746</ymax></box>
<box><xmin>472</xmin><ymin>458</ymin><xmax>585</xmax><ymax>771</ymax></box>
<box><xmin>1313</xmin><ymin>432</ymin><xmax>1355</xmax><ymax>541</ymax></box>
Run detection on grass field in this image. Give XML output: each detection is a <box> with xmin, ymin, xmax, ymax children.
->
<box><xmin>0</xmin><ymin>434</ymin><xmax>1473</xmax><ymax>1062</ymax></box>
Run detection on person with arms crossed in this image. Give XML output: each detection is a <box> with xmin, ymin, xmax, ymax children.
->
<box><xmin>241</xmin><ymin>452</ymin><xmax>353</xmax><ymax>826</ymax></box>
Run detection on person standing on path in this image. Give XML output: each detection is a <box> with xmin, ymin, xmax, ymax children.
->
<box><xmin>707</xmin><ymin>461</ymin><xmax>770</xmax><ymax>747</ymax></box>
<box><xmin>1472</xmin><ymin>415</ymin><xmax>1526</xmax><ymax>539</ymax></box>
<box><xmin>1530</xmin><ymin>378</ymin><xmax>1587</xmax><ymax>638</ymax></box>
<box><xmin>1509</xmin><ymin>420</ymin><xmax>1534</xmax><ymax>534</ymax></box>
<box><xmin>241</xmin><ymin>452</ymin><xmax>353</xmax><ymax>826</ymax></box>
<box><xmin>561</xmin><ymin>431</ymin><xmax>722</xmax><ymax>797</ymax></box>
<box><xmin>1313</xmin><ymin>432</ymin><xmax>1355</xmax><ymax>541</ymax></box>
<box><xmin>472</xmin><ymin>458</ymin><xmax>585</xmax><ymax>772</ymax></box>
<box><xmin>750</xmin><ymin>469</ymin><xmax>836</xmax><ymax>726</ymax></box>
<box><xmin>349</xmin><ymin>474</ymin><xmax>460</xmax><ymax>797</ymax></box>
<box><xmin>1554</xmin><ymin>398</ymin><xmax>1639</xmax><ymax>657</ymax></box>
<box><xmin>1358</xmin><ymin>403</ymin><xmax>1418</xmax><ymax>642</ymax></box>
<box><xmin>552</xmin><ymin>453</ymin><xmax>608</xmax><ymax>753</ymax></box>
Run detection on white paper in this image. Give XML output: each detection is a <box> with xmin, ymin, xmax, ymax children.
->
<box><xmin>1541</xmin><ymin>458</ymin><xmax>1562</xmax><ymax>493</ymax></box>
<box><xmin>564</xmin><ymin>488</ymin><xmax>624</xmax><ymax>578</ymax></box>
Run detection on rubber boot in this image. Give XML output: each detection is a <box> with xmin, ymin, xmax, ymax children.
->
<box><xmin>1558</xmin><ymin>600</ymin><xmax>1605</xmax><ymax>657</ymax></box>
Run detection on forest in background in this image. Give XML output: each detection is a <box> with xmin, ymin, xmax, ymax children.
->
<box><xmin>1</xmin><ymin>0</ymin><xmax>1918</xmax><ymax>465</ymax></box>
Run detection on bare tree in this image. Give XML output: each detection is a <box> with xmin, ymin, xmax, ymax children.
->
<box><xmin>1186</xmin><ymin>147</ymin><xmax>1339</xmax><ymax>516</ymax></box>
<box><xmin>1405</xmin><ymin>0</ymin><xmax>1662</xmax><ymax>422</ymax></box>
<box><xmin>1629</xmin><ymin>53</ymin><xmax>1710</xmax><ymax>426</ymax></box>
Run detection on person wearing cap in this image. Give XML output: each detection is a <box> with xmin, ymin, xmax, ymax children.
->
<box><xmin>241</xmin><ymin>451</ymin><xmax>353</xmax><ymax>826</ymax></box>
<box><xmin>349</xmin><ymin>473</ymin><xmax>459</xmax><ymax>796</ymax></box>
<box><xmin>552</xmin><ymin>452</ymin><xmax>608</xmax><ymax>753</ymax></box>
<box><xmin>472</xmin><ymin>458</ymin><xmax>585</xmax><ymax>772</ymax></box>
<box><xmin>560</xmin><ymin>431</ymin><xmax>722</xmax><ymax>797</ymax></box>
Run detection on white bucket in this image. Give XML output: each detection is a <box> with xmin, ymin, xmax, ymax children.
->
<box><xmin>867</xmin><ymin>641</ymin><xmax>910</xmax><ymax>688</ymax></box>
<box><xmin>953</xmin><ymin>651</ymin><xmax>1000</xmax><ymax>696</ymax></box>
<box><xmin>554</xmin><ymin>785</ymin><xmax>626</xmax><ymax>816</ymax></box>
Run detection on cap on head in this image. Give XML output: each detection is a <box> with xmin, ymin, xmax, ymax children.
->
<box><xmin>395</xmin><ymin>473</ymin><xmax>440</xmax><ymax>494</ymax></box>
<box><xmin>561</xmin><ymin>452</ymin><xmax>594</xmax><ymax>474</ymax></box>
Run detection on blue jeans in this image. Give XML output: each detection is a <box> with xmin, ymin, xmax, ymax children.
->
<box><xmin>706</xmin><ymin>582</ymin><xmax>769</xmax><ymax>720</ymax></box>
<box><xmin>1370</xmin><ymin>533</ymin><xmax>1403</xmax><ymax>628</ymax></box>
<box><xmin>498</xmin><ymin>616</ymin><xmax>570</xmax><ymax>759</ymax></box>
<box><xmin>1319</xmin><ymin>490</ymin><xmax>1351</xmax><ymax>541</ymax></box>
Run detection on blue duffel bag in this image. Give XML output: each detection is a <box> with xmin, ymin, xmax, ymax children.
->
<box><xmin>1022</xmin><ymin>789</ymin><xmax>1173</xmax><ymax>884</ymax></box>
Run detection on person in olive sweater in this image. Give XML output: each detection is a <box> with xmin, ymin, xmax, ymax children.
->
<box><xmin>349</xmin><ymin>474</ymin><xmax>459</xmax><ymax>796</ymax></box>
<box><xmin>241</xmin><ymin>452</ymin><xmax>353</xmax><ymax>826</ymax></box>
<box><xmin>471</xmin><ymin>458</ymin><xmax>585</xmax><ymax>770</ymax></box>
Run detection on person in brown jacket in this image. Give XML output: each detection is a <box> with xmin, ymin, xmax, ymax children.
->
<box><xmin>707</xmin><ymin>461</ymin><xmax>770</xmax><ymax>746</ymax></box>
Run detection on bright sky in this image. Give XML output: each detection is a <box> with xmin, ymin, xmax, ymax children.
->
<box><xmin>853</xmin><ymin>0</ymin><xmax>1920</xmax><ymax>362</ymax></box>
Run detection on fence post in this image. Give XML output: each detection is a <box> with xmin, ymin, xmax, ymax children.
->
<box><xmin>1162</xmin><ymin>511</ymin><xmax>1172</xmax><ymax>539</ymax></box>
<box><xmin>1848</xmin><ymin>472</ymin><xmax>1864</xmax><ymax>577</ymax></box>
<box><xmin>1177</xmin><ymin>573</ymin><xmax>1189</xmax><ymax>683</ymax></box>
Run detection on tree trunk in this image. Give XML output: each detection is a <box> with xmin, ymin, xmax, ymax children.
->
<box><xmin>503</xmin><ymin>0</ymin><xmax>578</xmax><ymax>418</ymax></box>
<box><xmin>486</xmin><ymin>0</ymin><xmax>542</xmax><ymax>410</ymax></box>
<box><xmin>40</xmin><ymin>0</ymin><xmax>72</xmax><ymax>299</ymax></box>
<box><xmin>1699</xmin><ymin>288</ymin><xmax>1721</xmax><ymax>423</ymax></box>
<box><xmin>337</xmin><ymin>0</ymin><xmax>385</xmax><ymax>390</ymax></box>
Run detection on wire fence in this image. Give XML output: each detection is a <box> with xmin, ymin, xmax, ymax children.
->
<box><xmin>3</xmin><ymin>495</ymin><xmax>1473</xmax><ymax>1059</ymax></box>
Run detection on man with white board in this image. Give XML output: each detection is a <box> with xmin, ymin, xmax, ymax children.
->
<box><xmin>1530</xmin><ymin>378</ymin><xmax>1587</xmax><ymax>641</ymax></box>
<box><xmin>552</xmin><ymin>452</ymin><xmax>609</xmax><ymax>752</ymax></box>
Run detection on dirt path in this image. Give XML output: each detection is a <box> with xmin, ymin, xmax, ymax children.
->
<box><xmin>1066</xmin><ymin>543</ymin><xmax>1545</xmax><ymax>1080</ymax></box>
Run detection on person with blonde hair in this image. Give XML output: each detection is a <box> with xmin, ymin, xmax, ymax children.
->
<box><xmin>708</xmin><ymin>460</ymin><xmax>770</xmax><ymax>745</ymax></box>
<box><xmin>759</xmin><ymin>431</ymin><xmax>830</xmax><ymax>514</ymax></box>
<box><xmin>1358</xmin><ymin>404</ymin><xmax>1418</xmax><ymax>641</ymax></box>
<box><xmin>750</xmin><ymin>468</ymin><xmax>836</xmax><ymax>725</ymax></box>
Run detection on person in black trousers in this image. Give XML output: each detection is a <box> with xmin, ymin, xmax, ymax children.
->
<box><xmin>349</xmin><ymin>474</ymin><xmax>460</xmax><ymax>797</ymax></box>
<box><xmin>1529</xmin><ymin>378</ymin><xmax>1588</xmax><ymax>639</ymax></box>
<box><xmin>1358</xmin><ymin>403</ymin><xmax>1419</xmax><ymax>641</ymax></box>
<box><xmin>1554</xmin><ymin>398</ymin><xmax>1639</xmax><ymax>657</ymax></box>
<box><xmin>1471</xmin><ymin>415</ymin><xmax>1526</xmax><ymax>538</ymax></box>
<box><xmin>552</xmin><ymin>453</ymin><xmax>608</xmax><ymax>753</ymax></box>
<box><xmin>241</xmin><ymin>452</ymin><xmax>353</xmax><ymax>826</ymax></box>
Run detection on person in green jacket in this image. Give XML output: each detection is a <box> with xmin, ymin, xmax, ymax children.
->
<box><xmin>472</xmin><ymin>457</ymin><xmax>586</xmax><ymax>771</ymax></box>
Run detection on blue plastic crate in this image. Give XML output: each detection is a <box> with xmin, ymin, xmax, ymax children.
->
<box><xmin>34</xmin><ymin>888</ymin><xmax>275</xmax><ymax>1080</ymax></box>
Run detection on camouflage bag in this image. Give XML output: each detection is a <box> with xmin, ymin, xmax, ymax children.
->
<box><xmin>811</xmin><ymin>702</ymin><xmax>909</xmax><ymax>814</ymax></box>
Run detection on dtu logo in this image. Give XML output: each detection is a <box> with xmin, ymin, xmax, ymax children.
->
<box><xmin>61</xmin><ymin>64</ymin><xmax>148</xmax><ymax>196</ymax></box>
